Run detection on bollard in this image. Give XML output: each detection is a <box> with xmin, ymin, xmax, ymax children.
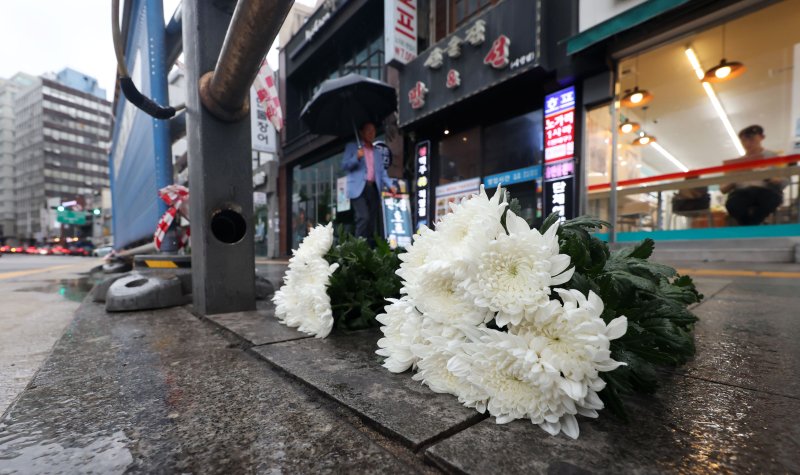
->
<box><xmin>182</xmin><ymin>0</ymin><xmax>291</xmax><ymax>315</ymax></box>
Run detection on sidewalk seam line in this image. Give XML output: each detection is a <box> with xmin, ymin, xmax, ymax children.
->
<box><xmin>688</xmin><ymin>280</ymin><xmax>732</xmax><ymax>311</ymax></box>
<box><xmin>679</xmin><ymin>373</ymin><xmax>800</xmax><ymax>401</ymax></box>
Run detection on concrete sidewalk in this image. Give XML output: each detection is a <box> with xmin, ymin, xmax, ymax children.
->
<box><xmin>1</xmin><ymin>264</ymin><xmax>798</xmax><ymax>473</ymax></box>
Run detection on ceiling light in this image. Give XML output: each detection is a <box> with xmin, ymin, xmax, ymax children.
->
<box><xmin>444</xmin><ymin>129</ymin><xmax>450</xmax><ymax>135</ymax></box>
<box><xmin>703</xmin><ymin>24</ymin><xmax>745</xmax><ymax>83</ymax></box>
<box><xmin>619</xmin><ymin>119</ymin><xmax>640</xmax><ymax>134</ymax></box>
<box><xmin>632</xmin><ymin>132</ymin><xmax>655</xmax><ymax>146</ymax></box>
<box><xmin>685</xmin><ymin>47</ymin><xmax>745</xmax><ymax>156</ymax></box>
<box><xmin>650</xmin><ymin>142</ymin><xmax>689</xmax><ymax>172</ymax></box>
<box><xmin>621</xmin><ymin>87</ymin><xmax>653</xmax><ymax>108</ymax></box>
<box><xmin>704</xmin><ymin>59</ymin><xmax>746</xmax><ymax>83</ymax></box>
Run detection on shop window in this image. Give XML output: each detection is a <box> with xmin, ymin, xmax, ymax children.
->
<box><xmin>437</xmin><ymin>127</ymin><xmax>481</xmax><ymax>185</ymax></box>
<box><xmin>292</xmin><ymin>153</ymin><xmax>344</xmax><ymax>249</ymax></box>
<box><xmin>482</xmin><ymin>111</ymin><xmax>544</xmax><ymax>225</ymax></box>
<box><xmin>483</xmin><ymin>111</ymin><xmax>543</xmax><ymax>176</ymax></box>
<box><xmin>593</xmin><ymin>0</ymin><xmax>800</xmax><ymax>233</ymax></box>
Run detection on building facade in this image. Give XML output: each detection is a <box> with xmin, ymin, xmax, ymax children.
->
<box><xmin>397</xmin><ymin>0</ymin><xmax>576</xmax><ymax>231</ymax></box>
<box><xmin>0</xmin><ymin>74</ymin><xmax>35</xmax><ymax>243</ymax></box>
<box><xmin>565</xmin><ymin>0</ymin><xmax>800</xmax><ymax>244</ymax></box>
<box><xmin>279</xmin><ymin>0</ymin><xmax>403</xmax><ymax>254</ymax></box>
<box><xmin>12</xmin><ymin>70</ymin><xmax>112</xmax><ymax>243</ymax></box>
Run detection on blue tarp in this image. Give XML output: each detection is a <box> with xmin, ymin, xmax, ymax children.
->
<box><xmin>109</xmin><ymin>0</ymin><xmax>172</xmax><ymax>249</ymax></box>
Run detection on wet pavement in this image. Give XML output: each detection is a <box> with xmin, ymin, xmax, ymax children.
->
<box><xmin>0</xmin><ymin>255</ymin><xmax>103</xmax><ymax>415</ymax></box>
<box><xmin>1</xmin><ymin>261</ymin><xmax>799</xmax><ymax>473</ymax></box>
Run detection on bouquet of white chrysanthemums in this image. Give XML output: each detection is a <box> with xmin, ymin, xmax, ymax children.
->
<box><xmin>273</xmin><ymin>223</ymin><xmax>340</xmax><ymax>338</ymax></box>
<box><xmin>376</xmin><ymin>186</ymin><xmax>628</xmax><ymax>439</ymax></box>
<box><xmin>275</xmin><ymin>186</ymin><xmax>700</xmax><ymax>439</ymax></box>
<box><xmin>273</xmin><ymin>222</ymin><xmax>404</xmax><ymax>338</ymax></box>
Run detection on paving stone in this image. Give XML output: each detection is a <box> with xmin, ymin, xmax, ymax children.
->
<box><xmin>689</xmin><ymin>277</ymin><xmax>730</xmax><ymax>308</ymax></box>
<box><xmin>425</xmin><ymin>374</ymin><xmax>800</xmax><ymax>474</ymax></box>
<box><xmin>253</xmin><ymin>330</ymin><xmax>484</xmax><ymax>449</ymax></box>
<box><xmin>205</xmin><ymin>303</ymin><xmax>310</xmax><ymax>346</ymax></box>
<box><xmin>0</xmin><ymin>301</ymin><xmax>420</xmax><ymax>473</ymax></box>
<box><xmin>684</xmin><ymin>280</ymin><xmax>800</xmax><ymax>398</ymax></box>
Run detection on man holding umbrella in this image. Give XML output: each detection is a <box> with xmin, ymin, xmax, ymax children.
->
<box><xmin>342</xmin><ymin>121</ymin><xmax>395</xmax><ymax>245</ymax></box>
<box><xmin>300</xmin><ymin>73</ymin><xmax>399</xmax><ymax>245</ymax></box>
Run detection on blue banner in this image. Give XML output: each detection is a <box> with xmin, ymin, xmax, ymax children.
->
<box><xmin>483</xmin><ymin>166</ymin><xmax>542</xmax><ymax>188</ymax></box>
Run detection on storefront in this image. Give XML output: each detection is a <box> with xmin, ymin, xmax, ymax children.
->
<box><xmin>568</xmin><ymin>0</ymin><xmax>800</xmax><ymax>243</ymax></box>
<box><xmin>397</xmin><ymin>0</ymin><xmax>577</xmax><ymax>230</ymax></box>
<box><xmin>279</xmin><ymin>0</ymin><xmax>404</xmax><ymax>254</ymax></box>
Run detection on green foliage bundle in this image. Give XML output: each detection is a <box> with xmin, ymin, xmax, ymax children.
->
<box><xmin>324</xmin><ymin>229</ymin><xmax>403</xmax><ymax>331</ymax></box>
<box><xmin>541</xmin><ymin>214</ymin><xmax>702</xmax><ymax>419</ymax></box>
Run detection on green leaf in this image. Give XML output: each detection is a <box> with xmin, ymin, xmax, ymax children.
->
<box><xmin>560</xmin><ymin>215</ymin><xmax>610</xmax><ymax>232</ymax></box>
<box><xmin>545</xmin><ymin>218</ymin><xmax>702</xmax><ymax>418</ymax></box>
<box><xmin>540</xmin><ymin>212</ymin><xmax>561</xmax><ymax>235</ymax></box>
<box><xmin>325</xmin><ymin>231</ymin><xmax>403</xmax><ymax>332</ymax></box>
<box><xmin>623</xmin><ymin>238</ymin><xmax>655</xmax><ymax>259</ymax></box>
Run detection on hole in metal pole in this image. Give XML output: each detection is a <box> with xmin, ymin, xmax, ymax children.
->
<box><xmin>211</xmin><ymin>208</ymin><xmax>247</xmax><ymax>244</ymax></box>
<box><xmin>126</xmin><ymin>278</ymin><xmax>148</xmax><ymax>288</ymax></box>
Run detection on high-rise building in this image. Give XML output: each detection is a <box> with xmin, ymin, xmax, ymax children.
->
<box><xmin>0</xmin><ymin>73</ymin><xmax>38</xmax><ymax>243</ymax></box>
<box><xmin>12</xmin><ymin>68</ymin><xmax>112</xmax><ymax>242</ymax></box>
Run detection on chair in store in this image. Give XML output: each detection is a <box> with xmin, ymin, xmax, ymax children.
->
<box><xmin>618</xmin><ymin>198</ymin><xmax>654</xmax><ymax>232</ymax></box>
<box><xmin>670</xmin><ymin>186</ymin><xmax>712</xmax><ymax>229</ymax></box>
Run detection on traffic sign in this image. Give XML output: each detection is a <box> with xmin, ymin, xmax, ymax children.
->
<box><xmin>57</xmin><ymin>209</ymin><xmax>87</xmax><ymax>225</ymax></box>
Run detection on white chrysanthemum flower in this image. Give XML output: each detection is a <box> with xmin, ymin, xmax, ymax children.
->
<box><xmin>292</xmin><ymin>222</ymin><xmax>334</xmax><ymax>260</ymax></box>
<box><xmin>451</xmin><ymin>328</ymin><xmax>581</xmax><ymax>433</ymax></box>
<box><xmin>396</xmin><ymin>224</ymin><xmax>438</xmax><ymax>293</ymax></box>
<box><xmin>431</xmin><ymin>186</ymin><xmax>506</xmax><ymax>269</ymax></box>
<box><xmin>406</xmin><ymin>266</ymin><xmax>488</xmax><ymax>326</ymax></box>
<box><xmin>462</xmin><ymin>212</ymin><xmax>574</xmax><ymax>327</ymax></box>
<box><xmin>375</xmin><ymin>297</ymin><xmax>426</xmax><ymax>373</ymax></box>
<box><xmin>412</xmin><ymin>336</ymin><xmax>487</xmax><ymax>412</ymax></box>
<box><xmin>508</xmin><ymin>288</ymin><xmax>628</xmax><ymax>438</ymax></box>
<box><xmin>273</xmin><ymin>223</ymin><xmax>338</xmax><ymax>338</ymax></box>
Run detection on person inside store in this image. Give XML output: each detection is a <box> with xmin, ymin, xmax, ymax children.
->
<box><xmin>720</xmin><ymin>125</ymin><xmax>788</xmax><ymax>225</ymax></box>
<box><xmin>293</xmin><ymin>209</ymin><xmax>309</xmax><ymax>246</ymax></box>
<box><xmin>341</xmin><ymin>121</ymin><xmax>395</xmax><ymax>245</ymax></box>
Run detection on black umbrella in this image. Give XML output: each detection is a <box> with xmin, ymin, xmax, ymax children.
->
<box><xmin>300</xmin><ymin>73</ymin><xmax>397</xmax><ymax>147</ymax></box>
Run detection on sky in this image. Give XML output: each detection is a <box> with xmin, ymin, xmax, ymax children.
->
<box><xmin>0</xmin><ymin>0</ymin><xmax>317</xmax><ymax>101</ymax></box>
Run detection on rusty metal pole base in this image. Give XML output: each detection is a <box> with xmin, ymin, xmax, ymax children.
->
<box><xmin>198</xmin><ymin>71</ymin><xmax>249</xmax><ymax>122</ymax></box>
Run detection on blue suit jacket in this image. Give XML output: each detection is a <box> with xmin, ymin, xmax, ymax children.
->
<box><xmin>340</xmin><ymin>141</ymin><xmax>392</xmax><ymax>199</ymax></box>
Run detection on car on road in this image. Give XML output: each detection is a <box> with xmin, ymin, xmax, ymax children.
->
<box><xmin>92</xmin><ymin>245</ymin><xmax>114</xmax><ymax>257</ymax></box>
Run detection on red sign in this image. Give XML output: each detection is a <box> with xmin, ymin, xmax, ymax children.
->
<box><xmin>483</xmin><ymin>35</ymin><xmax>510</xmax><ymax>69</ymax></box>
<box><xmin>446</xmin><ymin>69</ymin><xmax>460</xmax><ymax>89</ymax></box>
<box><xmin>408</xmin><ymin>81</ymin><xmax>428</xmax><ymax>109</ymax></box>
<box><xmin>544</xmin><ymin>109</ymin><xmax>575</xmax><ymax>163</ymax></box>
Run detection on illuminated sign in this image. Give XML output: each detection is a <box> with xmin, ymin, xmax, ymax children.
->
<box><xmin>414</xmin><ymin>141</ymin><xmax>431</xmax><ymax>230</ymax></box>
<box><xmin>544</xmin><ymin>86</ymin><xmax>575</xmax><ymax>163</ymax></box>
<box><xmin>382</xmin><ymin>190</ymin><xmax>413</xmax><ymax>249</ymax></box>
<box><xmin>483</xmin><ymin>165</ymin><xmax>541</xmax><ymax>188</ymax></box>
<box><xmin>543</xmin><ymin>170</ymin><xmax>574</xmax><ymax>223</ymax></box>
<box><xmin>385</xmin><ymin>0</ymin><xmax>418</xmax><ymax>65</ymax></box>
<box><xmin>543</xmin><ymin>86</ymin><xmax>577</xmax><ymax>222</ymax></box>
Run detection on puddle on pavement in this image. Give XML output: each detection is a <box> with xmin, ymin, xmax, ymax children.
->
<box><xmin>15</xmin><ymin>277</ymin><xmax>98</xmax><ymax>303</ymax></box>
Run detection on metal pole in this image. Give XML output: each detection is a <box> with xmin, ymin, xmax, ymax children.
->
<box><xmin>198</xmin><ymin>0</ymin><xmax>294</xmax><ymax>122</ymax></box>
<box><xmin>183</xmin><ymin>0</ymin><xmax>259</xmax><ymax>315</ymax></box>
<box><xmin>609</xmin><ymin>94</ymin><xmax>619</xmax><ymax>244</ymax></box>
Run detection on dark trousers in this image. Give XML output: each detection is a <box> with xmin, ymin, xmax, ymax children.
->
<box><xmin>352</xmin><ymin>181</ymin><xmax>381</xmax><ymax>245</ymax></box>
<box><xmin>725</xmin><ymin>186</ymin><xmax>783</xmax><ymax>226</ymax></box>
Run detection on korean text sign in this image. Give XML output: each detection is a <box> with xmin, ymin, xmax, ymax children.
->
<box><xmin>544</xmin><ymin>86</ymin><xmax>575</xmax><ymax>164</ymax></box>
